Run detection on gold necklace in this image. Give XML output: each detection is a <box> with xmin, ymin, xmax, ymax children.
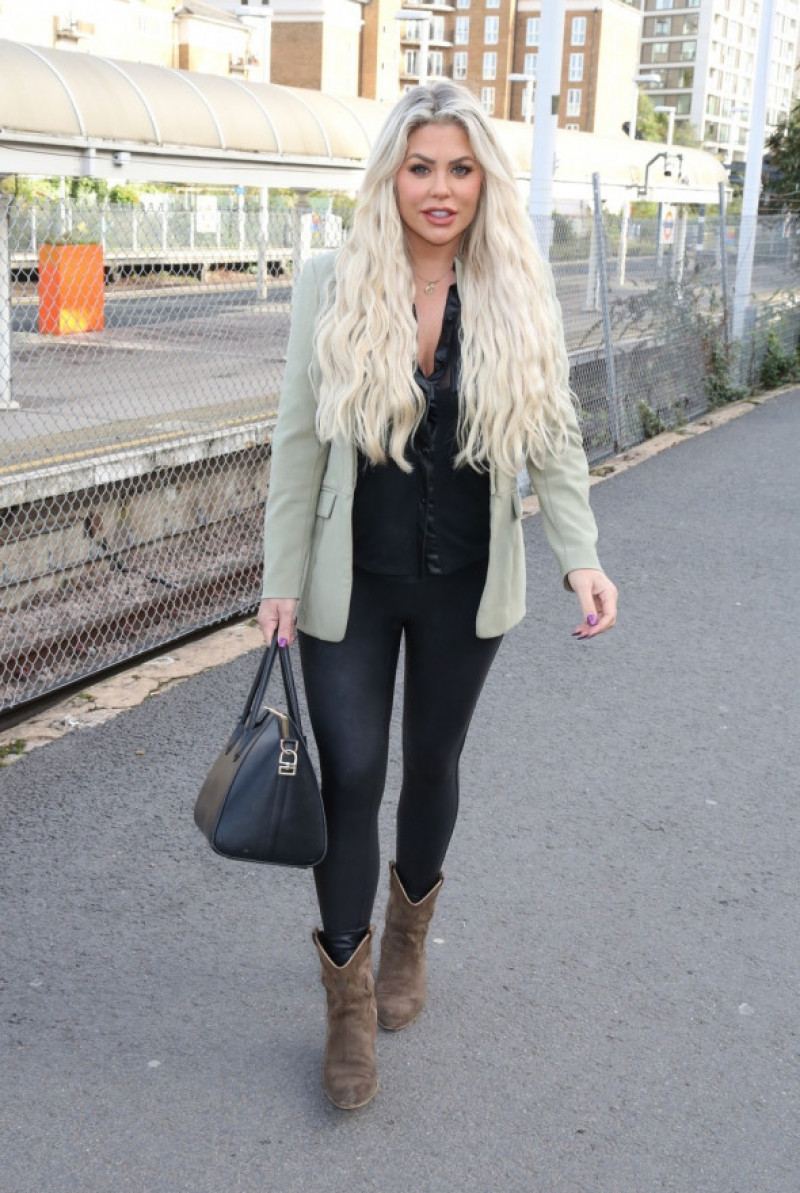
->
<box><xmin>414</xmin><ymin>264</ymin><xmax>453</xmax><ymax>295</ymax></box>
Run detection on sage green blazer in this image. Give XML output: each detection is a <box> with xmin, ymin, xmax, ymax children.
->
<box><xmin>262</xmin><ymin>251</ymin><xmax>601</xmax><ymax>640</ymax></box>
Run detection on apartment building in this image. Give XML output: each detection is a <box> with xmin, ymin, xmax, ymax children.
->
<box><xmin>637</xmin><ymin>0</ymin><xmax>799</xmax><ymax>159</ymax></box>
<box><xmin>370</xmin><ymin>0</ymin><xmax>642</xmax><ymax>131</ymax></box>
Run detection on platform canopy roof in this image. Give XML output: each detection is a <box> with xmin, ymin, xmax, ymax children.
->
<box><xmin>0</xmin><ymin>38</ymin><xmax>726</xmax><ymax>203</ymax></box>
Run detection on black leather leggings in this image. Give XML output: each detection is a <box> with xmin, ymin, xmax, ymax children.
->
<box><xmin>299</xmin><ymin>561</ymin><xmax>502</xmax><ymax>963</ymax></box>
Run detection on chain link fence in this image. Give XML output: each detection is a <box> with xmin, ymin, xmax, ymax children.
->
<box><xmin>2</xmin><ymin>191</ymin><xmax>799</xmax><ymax>715</ymax></box>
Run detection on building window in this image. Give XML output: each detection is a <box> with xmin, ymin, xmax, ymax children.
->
<box><xmin>678</xmin><ymin>67</ymin><xmax>693</xmax><ymax>88</ymax></box>
<box><xmin>526</xmin><ymin>17</ymin><xmax>539</xmax><ymax>46</ymax></box>
<box><xmin>429</xmin><ymin>50</ymin><xmax>443</xmax><ymax>75</ymax></box>
<box><xmin>453</xmin><ymin>51</ymin><xmax>468</xmax><ymax>79</ymax></box>
<box><xmin>682</xmin><ymin>14</ymin><xmax>699</xmax><ymax>33</ymax></box>
<box><xmin>571</xmin><ymin>16</ymin><xmax>586</xmax><ymax>46</ymax></box>
<box><xmin>524</xmin><ymin>52</ymin><xmax>537</xmax><ymax>78</ymax></box>
<box><xmin>568</xmin><ymin>52</ymin><xmax>584</xmax><ymax>81</ymax></box>
<box><xmin>456</xmin><ymin>0</ymin><xmax>470</xmax><ymax>7</ymax></box>
<box><xmin>403</xmin><ymin>49</ymin><xmax>419</xmax><ymax>75</ymax></box>
<box><xmin>483</xmin><ymin>51</ymin><xmax>497</xmax><ymax>79</ymax></box>
<box><xmin>486</xmin><ymin>0</ymin><xmax>500</xmax><ymax>7</ymax></box>
<box><xmin>565</xmin><ymin>122</ymin><xmax>579</xmax><ymax>130</ymax></box>
<box><xmin>455</xmin><ymin>16</ymin><xmax>469</xmax><ymax>43</ymax></box>
<box><xmin>481</xmin><ymin>86</ymin><xmax>495</xmax><ymax>115</ymax></box>
<box><xmin>651</xmin><ymin>41</ymin><xmax>670</xmax><ymax>61</ymax></box>
<box><xmin>675</xmin><ymin>94</ymin><xmax>691</xmax><ymax>115</ymax></box>
<box><xmin>430</xmin><ymin>16</ymin><xmax>445</xmax><ymax>40</ymax></box>
<box><xmin>680</xmin><ymin>39</ymin><xmax>696</xmax><ymax>60</ymax></box>
<box><xmin>484</xmin><ymin>16</ymin><xmax>499</xmax><ymax>44</ymax></box>
<box><xmin>521</xmin><ymin>86</ymin><xmax>535</xmax><ymax>118</ymax></box>
<box><xmin>566</xmin><ymin>88</ymin><xmax>581</xmax><ymax>116</ymax></box>
<box><xmin>654</xmin><ymin>0</ymin><xmax>673</xmax><ymax>9</ymax></box>
<box><xmin>654</xmin><ymin>17</ymin><xmax>671</xmax><ymax>34</ymax></box>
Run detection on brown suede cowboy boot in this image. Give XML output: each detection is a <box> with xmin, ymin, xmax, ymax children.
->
<box><xmin>313</xmin><ymin>926</ymin><xmax>378</xmax><ymax>1110</ymax></box>
<box><xmin>375</xmin><ymin>862</ymin><xmax>444</xmax><ymax>1032</ymax></box>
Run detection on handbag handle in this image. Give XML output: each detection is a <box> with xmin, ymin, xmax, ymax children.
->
<box><xmin>241</xmin><ymin>640</ymin><xmax>305</xmax><ymax>736</ymax></box>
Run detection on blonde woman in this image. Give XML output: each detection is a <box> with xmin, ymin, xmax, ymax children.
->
<box><xmin>258</xmin><ymin>83</ymin><xmax>617</xmax><ymax>1110</ymax></box>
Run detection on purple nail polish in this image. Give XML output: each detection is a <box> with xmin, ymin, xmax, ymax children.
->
<box><xmin>586</xmin><ymin>613</ymin><xmax>598</xmax><ymax>627</ymax></box>
<box><xmin>278</xmin><ymin>637</ymin><xmax>288</xmax><ymax>648</ymax></box>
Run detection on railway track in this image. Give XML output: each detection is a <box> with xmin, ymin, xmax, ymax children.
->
<box><xmin>0</xmin><ymin>511</ymin><xmax>263</xmax><ymax>719</ymax></box>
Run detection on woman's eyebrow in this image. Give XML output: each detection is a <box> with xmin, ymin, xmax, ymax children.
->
<box><xmin>405</xmin><ymin>152</ymin><xmax>477</xmax><ymax>165</ymax></box>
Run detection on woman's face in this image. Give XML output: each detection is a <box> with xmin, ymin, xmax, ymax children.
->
<box><xmin>395</xmin><ymin>122</ymin><xmax>484</xmax><ymax>259</ymax></box>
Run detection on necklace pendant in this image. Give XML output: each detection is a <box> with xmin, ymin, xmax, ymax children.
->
<box><xmin>424</xmin><ymin>282</ymin><xmax>435</xmax><ymax>295</ymax></box>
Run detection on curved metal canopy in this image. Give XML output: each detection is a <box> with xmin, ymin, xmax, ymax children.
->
<box><xmin>0</xmin><ymin>38</ymin><xmax>388</xmax><ymax>187</ymax></box>
<box><xmin>0</xmin><ymin>37</ymin><xmax>726</xmax><ymax>202</ymax></box>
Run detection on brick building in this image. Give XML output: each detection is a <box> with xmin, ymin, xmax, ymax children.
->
<box><xmin>359</xmin><ymin>0</ymin><xmax>642</xmax><ymax>135</ymax></box>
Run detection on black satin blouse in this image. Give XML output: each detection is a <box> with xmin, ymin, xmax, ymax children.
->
<box><xmin>352</xmin><ymin>284</ymin><xmax>491</xmax><ymax>578</ymax></box>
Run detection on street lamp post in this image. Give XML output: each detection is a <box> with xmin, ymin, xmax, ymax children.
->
<box><xmin>508</xmin><ymin>72</ymin><xmax>535</xmax><ymax>125</ymax></box>
<box><xmin>395</xmin><ymin>9</ymin><xmax>432</xmax><ymax>88</ymax></box>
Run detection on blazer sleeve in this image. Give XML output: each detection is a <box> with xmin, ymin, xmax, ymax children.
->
<box><xmin>261</xmin><ymin>256</ymin><xmax>331</xmax><ymax>599</ymax></box>
<box><xmin>526</xmin><ymin>407</ymin><xmax>602</xmax><ymax>586</ymax></box>
<box><xmin>526</xmin><ymin>263</ymin><xmax>602</xmax><ymax>586</ymax></box>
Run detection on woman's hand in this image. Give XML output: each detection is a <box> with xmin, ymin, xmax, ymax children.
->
<box><xmin>257</xmin><ymin>597</ymin><xmax>299</xmax><ymax>647</ymax></box>
<box><xmin>567</xmin><ymin>568</ymin><xmax>618</xmax><ymax>640</ymax></box>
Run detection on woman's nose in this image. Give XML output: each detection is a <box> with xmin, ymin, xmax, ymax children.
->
<box><xmin>430</xmin><ymin>170</ymin><xmax>451</xmax><ymax>196</ymax></box>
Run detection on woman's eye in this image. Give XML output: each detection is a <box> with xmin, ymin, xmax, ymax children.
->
<box><xmin>410</xmin><ymin>164</ymin><xmax>429</xmax><ymax>176</ymax></box>
<box><xmin>452</xmin><ymin>165</ymin><xmax>472</xmax><ymax>177</ymax></box>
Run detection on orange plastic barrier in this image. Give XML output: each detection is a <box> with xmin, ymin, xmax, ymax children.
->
<box><xmin>38</xmin><ymin>243</ymin><xmax>105</xmax><ymax>335</ymax></box>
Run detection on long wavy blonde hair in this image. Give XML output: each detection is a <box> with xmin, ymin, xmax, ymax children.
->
<box><xmin>314</xmin><ymin>82</ymin><xmax>574</xmax><ymax>475</ymax></box>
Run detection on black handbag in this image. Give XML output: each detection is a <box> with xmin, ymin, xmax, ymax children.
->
<box><xmin>194</xmin><ymin>641</ymin><xmax>326</xmax><ymax>866</ymax></box>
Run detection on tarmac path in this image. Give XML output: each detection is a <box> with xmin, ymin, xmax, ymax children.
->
<box><xmin>2</xmin><ymin>389</ymin><xmax>798</xmax><ymax>1193</ymax></box>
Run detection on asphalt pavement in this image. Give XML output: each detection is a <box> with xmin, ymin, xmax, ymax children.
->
<box><xmin>2</xmin><ymin>389</ymin><xmax>799</xmax><ymax>1193</ymax></box>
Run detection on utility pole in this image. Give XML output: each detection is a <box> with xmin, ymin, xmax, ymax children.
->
<box><xmin>732</xmin><ymin>0</ymin><xmax>778</xmax><ymax>341</ymax></box>
<box><xmin>527</xmin><ymin>0</ymin><xmax>565</xmax><ymax>258</ymax></box>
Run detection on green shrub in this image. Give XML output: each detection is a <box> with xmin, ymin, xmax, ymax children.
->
<box><xmin>759</xmin><ymin>330</ymin><xmax>799</xmax><ymax>389</ymax></box>
<box><xmin>638</xmin><ymin>401</ymin><xmax>667</xmax><ymax>439</ymax></box>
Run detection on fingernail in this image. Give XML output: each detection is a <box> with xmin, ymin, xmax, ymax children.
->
<box><xmin>586</xmin><ymin>613</ymin><xmax>598</xmax><ymax>627</ymax></box>
<box><xmin>278</xmin><ymin>637</ymin><xmax>288</xmax><ymax>648</ymax></box>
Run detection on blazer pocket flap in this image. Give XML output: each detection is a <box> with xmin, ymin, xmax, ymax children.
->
<box><xmin>316</xmin><ymin>489</ymin><xmax>337</xmax><ymax>518</ymax></box>
<box><xmin>511</xmin><ymin>489</ymin><xmax>523</xmax><ymax>519</ymax></box>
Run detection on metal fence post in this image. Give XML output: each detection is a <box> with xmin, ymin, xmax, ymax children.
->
<box><xmin>718</xmin><ymin>181</ymin><xmax>730</xmax><ymax>346</ymax></box>
<box><xmin>585</xmin><ymin>215</ymin><xmax>600</xmax><ymax>311</ymax></box>
<box><xmin>655</xmin><ymin>202</ymin><xmax>665</xmax><ymax>270</ymax></box>
<box><xmin>617</xmin><ymin>198</ymin><xmax>630</xmax><ymax>286</ymax></box>
<box><xmin>0</xmin><ymin>196</ymin><xmax>19</xmax><ymax>410</ymax></box>
<box><xmin>591</xmin><ymin>173</ymin><xmax>620</xmax><ymax>451</ymax></box>
<box><xmin>672</xmin><ymin>206</ymin><xmax>688</xmax><ymax>285</ymax></box>
<box><xmin>256</xmin><ymin>189</ymin><xmax>270</xmax><ymax>301</ymax></box>
<box><xmin>293</xmin><ymin>200</ymin><xmax>312</xmax><ymax>277</ymax></box>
